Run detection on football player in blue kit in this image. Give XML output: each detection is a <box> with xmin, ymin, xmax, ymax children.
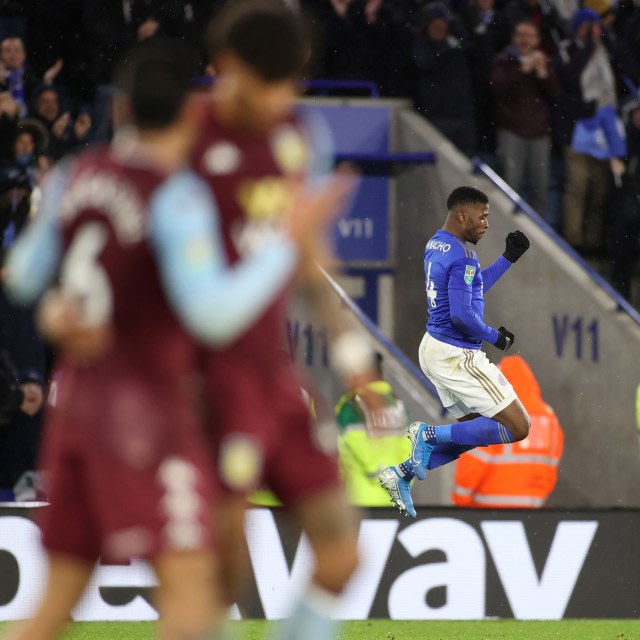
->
<box><xmin>379</xmin><ymin>186</ymin><xmax>531</xmax><ymax>517</ymax></box>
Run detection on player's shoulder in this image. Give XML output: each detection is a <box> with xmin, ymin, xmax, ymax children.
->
<box><xmin>426</xmin><ymin>231</ymin><xmax>477</xmax><ymax>263</ymax></box>
<box><xmin>150</xmin><ymin>170</ymin><xmax>214</xmax><ymax>220</ymax></box>
<box><xmin>153</xmin><ymin>169</ymin><xmax>211</xmax><ymax>202</ymax></box>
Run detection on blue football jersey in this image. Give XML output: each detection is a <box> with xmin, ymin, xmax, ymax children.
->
<box><xmin>424</xmin><ymin>229</ymin><xmax>496</xmax><ymax>349</ymax></box>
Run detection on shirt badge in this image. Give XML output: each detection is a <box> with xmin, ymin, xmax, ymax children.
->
<box><xmin>464</xmin><ymin>265</ymin><xmax>476</xmax><ymax>285</ymax></box>
<box><xmin>272</xmin><ymin>125</ymin><xmax>308</xmax><ymax>174</ymax></box>
<box><xmin>203</xmin><ymin>141</ymin><xmax>241</xmax><ymax>175</ymax></box>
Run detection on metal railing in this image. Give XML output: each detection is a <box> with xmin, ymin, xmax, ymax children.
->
<box><xmin>472</xmin><ymin>157</ymin><xmax>640</xmax><ymax>326</ymax></box>
<box><xmin>192</xmin><ymin>76</ymin><xmax>381</xmax><ymax>98</ymax></box>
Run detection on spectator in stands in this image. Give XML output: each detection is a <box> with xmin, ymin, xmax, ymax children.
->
<box><xmin>491</xmin><ymin>20</ymin><xmax>560</xmax><ymax>217</ymax></box>
<box><xmin>552</xmin><ymin>8</ymin><xmax>616</xmax><ymax>254</ymax></box>
<box><xmin>304</xmin><ymin>0</ymin><xmax>381</xmax><ymax>91</ymax></box>
<box><xmin>32</xmin><ymin>86</ymin><xmax>92</xmax><ymax>159</ymax></box>
<box><xmin>547</xmin><ymin>0</ymin><xmax>579</xmax><ymax>25</ymax></box>
<box><xmin>0</xmin><ymin>115</ymin><xmax>46</xmax><ymax>501</ymax></box>
<box><xmin>0</xmin><ymin>89</ymin><xmax>19</xmax><ymax>163</ymax></box>
<box><xmin>0</xmin><ymin>290</ymin><xmax>46</xmax><ymax>500</ymax></box>
<box><xmin>0</xmin><ymin>35</ymin><xmax>64</xmax><ymax>117</ymax></box>
<box><xmin>610</xmin><ymin>103</ymin><xmax>640</xmax><ymax>299</ymax></box>
<box><xmin>0</xmin><ymin>118</ymin><xmax>47</xmax><ymax>253</ymax></box>
<box><xmin>463</xmin><ymin>0</ymin><xmax>510</xmax><ymax>154</ymax></box>
<box><xmin>452</xmin><ymin>355</ymin><xmax>564</xmax><ymax>508</ymax></box>
<box><xmin>0</xmin><ymin>36</ymin><xmax>37</xmax><ymax>116</ymax></box>
<box><xmin>413</xmin><ymin>3</ymin><xmax>477</xmax><ymax>156</ymax></box>
<box><xmin>503</xmin><ymin>0</ymin><xmax>569</xmax><ymax>54</ymax></box>
<box><xmin>335</xmin><ymin>353</ymin><xmax>411</xmax><ymax>506</ymax></box>
<box><xmin>83</xmin><ymin>0</ymin><xmax>204</xmax><ymax>140</ymax></box>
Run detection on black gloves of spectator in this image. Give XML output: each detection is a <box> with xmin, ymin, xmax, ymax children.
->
<box><xmin>494</xmin><ymin>326</ymin><xmax>515</xmax><ymax>351</ymax></box>
<box><xmin>503</xmin><ymin>230</ymin><xmax>530</xmax><ymax>263</ymax></box>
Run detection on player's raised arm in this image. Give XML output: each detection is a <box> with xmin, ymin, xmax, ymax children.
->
<box><xmin>150</xmin><ymin>171</ymin><xmax>296</xmax><ymax>347</ymax></box>
<box><xmin>151</xmin><ymin>170</ymin><xmax>354</xmax><ymax>348</ymax></box>
<box><xmin>482</xmin><ymin>230</ymin><xmax>530</xmax><ymax>292</ymax></box>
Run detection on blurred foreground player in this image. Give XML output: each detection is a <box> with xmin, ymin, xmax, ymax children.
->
<box><xmin>193</xmin><ymin>3</ymin><xmax>372</xmax><ymax>638</ymax></box>
<box><xmin>4</xmin><ymin>39</ymin><xmax>349</xmax><ymax>640</ymax></box>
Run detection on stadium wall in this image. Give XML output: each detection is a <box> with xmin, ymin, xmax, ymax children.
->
<box><xmin>0</xmin><ymin>506</ymin><xmax>637</xmax><ymax>621</ymax></box>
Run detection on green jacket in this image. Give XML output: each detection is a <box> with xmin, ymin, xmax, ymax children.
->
<box><xmin>335</xmin><ymin>381</ymin><xmax>411</xmax><ymax>506</ymax></box>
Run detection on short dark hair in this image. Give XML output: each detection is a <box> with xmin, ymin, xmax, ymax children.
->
<box><xmin>205</xmin><ymin>0</ymin><xmax>306</xmax><ymax>81</ymax></box>
<box><xmin>447</xmin><ymin>186</ymin><xmax>489</xmax><ymax>210</ymax></box>
<box><xmin>113</xmin><ymin>38</ymin><xmax>196</xmax><ymax>130</ymax></box>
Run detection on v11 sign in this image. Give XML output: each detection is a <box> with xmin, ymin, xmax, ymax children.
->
<box><xmin>0</xmin><ymin>507</ymin><xmax>636</xmax><ymax>621</ymax></box>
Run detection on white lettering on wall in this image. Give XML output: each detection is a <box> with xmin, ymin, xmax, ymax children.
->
<box><xmin>0</xmin><ymin>517</ymin><xmax>47</xmax><ymax>619</ymax></box>
<box><xmin>388</xmin><ymin>518</ymin><xmax>485</xmax><ymax>619</ymax></box>
<box><xmin>0</xmin><ymin>513</ymin><xmax>599</xmax><ymax>621</ymax></box>
<box><xmin>481</xmin><ymin>520</ymin><xmax>598</xmax><ymax>619</ymax></box>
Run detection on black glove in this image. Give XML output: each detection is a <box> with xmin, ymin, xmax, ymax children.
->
<box><xmin>494</xmin><ymin>326</ymin><xmax>515</xmax><ymax>351</ymax></box>
<box><xmin>503</xmin><ymin>230</ymin><xmax>530</xmax><ymax>263</ymax></box>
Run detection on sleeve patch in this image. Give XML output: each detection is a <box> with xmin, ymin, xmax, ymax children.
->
<box><xmin>464</xmin><ymin>265</ymin><xmax>476</xmax><ymax>285</ymax></box>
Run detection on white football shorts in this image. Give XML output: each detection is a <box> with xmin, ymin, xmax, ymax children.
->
<box><xmin>418</xmin><ymin>332</ymin><xmax>517</xmax><ymax>419</ymax></box>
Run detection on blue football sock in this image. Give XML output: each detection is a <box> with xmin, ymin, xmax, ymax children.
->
<box><xmin>427</xmin><ymin>443</ymin><xmax>474</xmax><ymax>470</ymax></box>
<box><xmin>394</xmin><ymin>460</ymin><xmax>415</xmax><ymax>480</ymax></box>
<box><xmin>432</xmin><ymin>416</ymin><xmax>515</xmax><ymax>446</ymax></box>
<box><xmin>273</xmin><ymin>583</ymin><xmax>340</xmax><ymax>640</ymax></box>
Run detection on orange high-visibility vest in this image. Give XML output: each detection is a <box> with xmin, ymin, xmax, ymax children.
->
<box><xmin>452</xmin><ymin>355</ymin><xmax>564</xmax><ymax>508</ymax></box>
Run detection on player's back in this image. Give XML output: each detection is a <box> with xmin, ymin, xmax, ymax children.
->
<box><xmin>54</xmin><ymin>145</ymin><xmax>199</xmax><ymax>437</ymax></box>
<box><xmin>424</xmin><ymin>229</ymin><xmax>484</xmax><ymax>348</ymax></box>
<box><xmin>191</xmin><ymin>99</ymin><xmax>312</xmax><ymax>372</ymax></box>
<box><xmin>190</xmin><ymin>98</ymin><xmax>321</xmax><ymax>460</ymax></box>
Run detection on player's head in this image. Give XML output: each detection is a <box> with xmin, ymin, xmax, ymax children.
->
<box><xmin>446</xmin><ymin>186</ymin><xmax>489</xmax><ymax>244</ymax></box>
<box><xmin>205</xmin><ymin>0</ymin><xmax>307</xmax><ymax>132</ymax></box>
<box><xmin>112</xmin><ymin>38</ymin><xmax>197</xmax><ymax>132</ymax></box>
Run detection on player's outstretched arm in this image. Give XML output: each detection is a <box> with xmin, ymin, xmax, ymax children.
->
<box><xmin>5</xmin><ymin>162</ymin><xmax>71</xmax><ymax>304</ymax></box>
<box><xmin>151</xmin><ymin>172</ymin><xmax>299</xmax><ymax>347</ymax></box>
<box><xmin>152</xmin><ymin>170</ymin><xmax>355</xmax><ymax>347</ymax></box>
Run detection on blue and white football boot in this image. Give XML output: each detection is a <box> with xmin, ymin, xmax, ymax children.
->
<box><xmin>378</xmin><ymin>467</ymin><xmax>416</xmax><ymax>518</ymax></box>
<box><xmin>408</xmin><ymin>421</ymin><xmax>435</xmax><ymax>481</ymax></box>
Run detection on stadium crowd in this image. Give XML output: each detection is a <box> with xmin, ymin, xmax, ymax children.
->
<box><xmin>0</xmin><ymin>0</ymin><xmax>638</xmax><ymax>497</ymax></box>
<box><xmin>1</xmin><ymin>0</ymin><xmax>639</xmax><ymax>290</ymax></box>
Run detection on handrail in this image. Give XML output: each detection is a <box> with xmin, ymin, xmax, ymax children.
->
<box><xmin>322</xmin><ymin>269</ymin><xmax>441</xmax><ymax>401</ymax></box>
<box><xmin>191</xmin><ymin>76</ymin><xmax>381</xmax><ymax>97</ymax></box>
<box><xmin>472</xmin><ymin>157</ymin><xmax>640</xmax><ymax>326</ymax></box>
<box><xmin>622</xmin><ymin>74</ymin><xmax>640</xmax><ymax>102</ymax></box>
<box><xmin>305</xmin><ymin>79</ymin><xmax>380</xmax><ymax>98</ymax></box>
<box><xmin>335</xmin><ymin>151</ymin><xmax>436</xmax><ymax>165</ymax></box>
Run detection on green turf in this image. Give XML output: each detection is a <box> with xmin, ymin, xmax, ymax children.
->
<box><xmin>2</xmin><ymin>619</ymin><xmax>637</xmax><ymax>640</ymax></box>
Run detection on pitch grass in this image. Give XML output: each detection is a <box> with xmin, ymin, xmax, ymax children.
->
<box><xmin>3</xmin><ymin>619</ymin><xmax>638</xmax><ymax>640</ymax></box>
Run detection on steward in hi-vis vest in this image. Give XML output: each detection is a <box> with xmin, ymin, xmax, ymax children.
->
<box><xmin>452</xmin><ymin>355</ymin><xmax>564</xmax><ymax>508</ymax></box>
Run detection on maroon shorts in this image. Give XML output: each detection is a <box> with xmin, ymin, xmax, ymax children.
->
<box><xmin>204</xmin><ymin>352</ymin><xmax>339</xmax><ymax>505</ymax></box>
<box><xmin>40</xmin><ymin>366</ymin><xmax>215</xmax><ymax>562</ymax></box>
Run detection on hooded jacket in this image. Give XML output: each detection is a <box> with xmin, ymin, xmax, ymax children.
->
<box><xmin>452</xmin><ymin>355</ymin><xmax>564</xmax><ymax>508</ymax></box>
